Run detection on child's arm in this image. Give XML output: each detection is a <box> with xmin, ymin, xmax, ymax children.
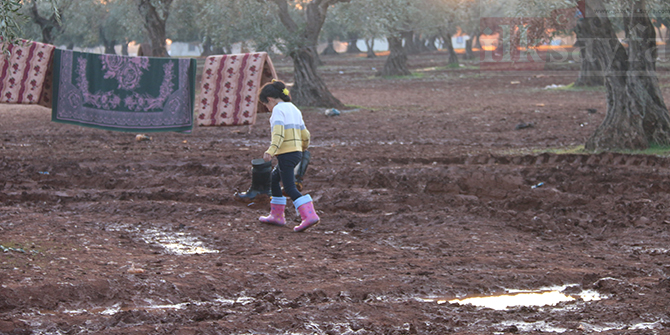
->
<box><xmin>301</xmin><ymin>128</ymin><xmax>311</xmax><ymax>151</ymax></box>
<box><xmin>266</xmin><ymin>121</ymin><xmax>285</xmax><ymax>157</ymax></box>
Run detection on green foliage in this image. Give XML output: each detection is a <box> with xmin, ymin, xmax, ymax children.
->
<box><xmin>106</xmin><ymin>0</ymin><xmax>144</xmax><ymax>44</ymax></box>
<box><xmin>58</xmin><ymin>0</ymin><xmax>103</xmax><ymax>47</ymax></box>
<box><xmin>1</xmin><ymin>0</ymin><xmax>27</xmax><ymax>48</ymax></box>
<box><xmin>17</xmin><ymin>0</ymin><xmax>68</xmax><ymax>44</ymax></box>
<box><xmin>167</xmin><ymin>0</ymin><xmax>201</xmax><ymax>42</ymax></box>
<box><xmin>535</xmin><ymin>145</ymin><xmax>587</xmax><ymax>155</ymax></box>
<box><xmin>328</xmin><ymin>0</ymin><xmax>385</xmax><ymax>41</ymax></box>
<box><xmin>197</xmin><ymin>1</ymin><xmax>285</xmax><ymax>54</ymax></box>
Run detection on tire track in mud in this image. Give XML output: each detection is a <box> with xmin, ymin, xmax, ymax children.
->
<box><xmin>2</xmin><ymin>152</ymin><xmax>670</xmax><ymax>217</ymax></box>
<box><xmin>0</xmin><ymin>159</ymin><xmax>247</xmax><ymax>207</ymax></box>
<box><xmin>388</xmin><ymin>152</ymin><xmax>670</xmax><ymax>168</ymax></box>
<box><xmin>313</xmin><ymin>151</ymin><xmax>670</xmax><ymax>229</ymax></box>
<box><xmin>318</xmin><ymin>152</ymin><xmax>670</xmax><ymax>195</ymax></box>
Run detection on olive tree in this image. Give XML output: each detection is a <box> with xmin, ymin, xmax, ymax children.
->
<box><xmin>197</xmin><ymin>0</ymin><xmax>348</xmax><ymax>108</ymax></box>
<box><xmin>649</xmin><ymin>1</ymin><xmax>670</xmax><ymax>59</ymax></box>
<box><xmin>1</xmin><ymin>0</ymin><xmax>28</xmax><ymax>46</ymax></box>
<box><xmin>344</xmin><ymin>0</ymin><xmax>419</xmax><ymax>77</ymax></box>
<box><xmin>331</xmin><ymin>0</ymin><xmax>385</xmax><ymax>58</ymax></box>
<box><xmin>511</xmin><ymin>0</ymin><xmax>604</xmax><ymax>86</ymax></box>
<box><xmin>198</xmin><ymin>0</ymin><xmax>280</xmax><ymax>56</ymax></box>
<box><xmin>580</xmin><ymin>0</ymin><xmax>670</xmax><ymax>151</ymax></box>
<box><xmin>507</xmin><ymin>0</ymin><xmax>669</xmax><ymax>151</ymax></box>
<box><xmin>136</xmin><ymin>0</ymin><xmax>173</xmax><ymax>57</ymax></box>
<box><xmin>97</xmin><ymin>0</ymin><xmax>143</xmax><ymax>55</ymax></box>
<box><xmin>416</xmin><ymin>0</ymin><xmax>471</xmax><ymax>65</ymax></box>
<box><xmin>57</xmin><ymin>0</ymin><xmax>107</xmax><ymax>50</ymax></box>
<box><xmin>21</xmin><ymin>0</ymin><xmax>68</xmax><ymax>44</ymax></box>
<box><xmin>262</xmin><ymin>0</ymin><xmax>350</xmax><ymax>108</ymax></box>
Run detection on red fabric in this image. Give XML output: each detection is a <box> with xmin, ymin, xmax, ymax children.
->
<box><xmin>197</xmin><ymin>52</ymin><xmax>277</xmax><ymax>126</ymax></box>
<box><xmin>0</xmin><ymin>40</ymin><xmax>55</xmax><ymax>107</ymax></box>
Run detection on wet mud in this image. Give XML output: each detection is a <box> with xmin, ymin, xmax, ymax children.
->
<box><xmin>1</xmin><ymin>53</ymin><xmax>670</xmax><ymax>334</ymax></box>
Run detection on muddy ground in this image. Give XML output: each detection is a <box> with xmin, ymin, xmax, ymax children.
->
<box><xmin>1</xmin><ymin>51</ymin><xmax>670</xmax><ymax>334</ymax></box>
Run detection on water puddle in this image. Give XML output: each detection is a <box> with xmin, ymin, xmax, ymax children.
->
<box><xmin>141</xmin><ymin>228</ymin><xmax>219</xmax><ymax>255</ymax></box>
<box><xmin>421</xmin><ymin>285</ymin><xmax>603</xmax><ymax>310</ymax></box>
<box><xmin>60</xmin><ymin>296</ymin><xmax>256</xmax><ymax>316</ymax></box>
<box><xmin>496</xmin><ymin>319</ymin><xmax>663</xmax><ymax>333</ymax></box>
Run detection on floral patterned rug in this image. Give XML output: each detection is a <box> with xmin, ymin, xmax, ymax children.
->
<box><xmin>51</xmin><ymin>49</ymin><xmax>196</xmax><ymax>133</ymax></box>
<box><xmin>0</xmin><ymin>40</ymin><xmax>55</xmax><ymax>107</ymax></box>
<box><xmin>197</xmin><ymin>52</ymin><xmax>277</xmax><ymax>127</ymax></box>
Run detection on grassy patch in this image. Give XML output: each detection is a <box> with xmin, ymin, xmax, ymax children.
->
<box><xmin>1</xmin><ymin>241</ymin><xmax>48</xmax><ymax>253</ymax></box>
<box><xmin>613</xmin><ymin>144</ymin><xmax>670</xmax><ymax>156</ymax></box>
<box><xmin>496</xmin><ymin>145</ymin><xmax>586</xmax><ymax>156</ymax></box>
<box><xmin>537</xmin><ymin>145</ymin><xmax>588</xmax><ymax>154</ymax></box>
<box><xmin>532</xmin><ymin>144</ymin><xmax>670</xmax><ymax>156</ymax></box>
<box><xmin>497</xmin><ymin>143</ymin><xmax>670</xmax><ymax>157</ymax></box>
<box><xmin>542</xmin><ymin>82</ymin><xmax>606</xmax><ymax>92</ymax></box>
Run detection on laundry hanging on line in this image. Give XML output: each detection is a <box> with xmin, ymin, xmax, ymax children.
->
<box><xmin>50</xmin><ymin>49</ymin><xmax>197</xmax><ymax>133</ymax></box>
<box><xmin>0</xmin><ymin>40</ymin><xmax>56</xmax><ymax>107</ymax></box>
<box><xmin>197</xmin><ymin>52</ymin><xmax>277</xmax><ymax>127</ymax></box>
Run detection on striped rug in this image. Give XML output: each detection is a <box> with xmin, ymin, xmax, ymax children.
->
<box><xmin>0</xmin><ymin>40</ymin><xmax>56</xmax><ymax>107</ymax></box>
<box><xmin>197</xmin><ymin>52</ymin><xmax>277</xmax><ymax>126</ymax></box>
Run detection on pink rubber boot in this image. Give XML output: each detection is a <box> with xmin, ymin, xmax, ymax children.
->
<box><xmin>259</xmin><ymin>196</ymin><xmax>286</xmax><ymax>226</ymax></box>
<box><xmin>293</xmin><ymin>195</ymin><xmax>320</xmax><ymax>232</ymax></box>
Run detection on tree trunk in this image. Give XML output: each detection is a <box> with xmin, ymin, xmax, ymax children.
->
<box><xmin>122</xmin><ymin>40</ymin><xmax>129</xmax><ymax>56</ymax></box>
<box><xmin>99</xmin><ymin>27</ymin><xmax>117</xmax><ymax>55</ymax></box>
<box><xmin>464</xmin><ymin>39</ymin><xmax>475</xmax><ymax>60</ymax></box>
<box><xmin>291</xmin><ymin>47</ymin><xmax>344</xmax><ymax>109</ymax></box>
<box><xmin>29</xmin><ymin>2</ymin><xmax>61</xmax><ymax>44</ymax></box>
<box><xmin>201</xmin><ymin>36</ymin><xmax>215</xmax><ymax>57</ymax></box>
<box><xmin>415</xmin><ymin>35</ymin><xmax>430</xmax><ymax>53</ymax></box>
<box><xmin>321</xmin><ymin>37</ymin><xmax>339</xmax><ymax>55</ymax></box>
<box><xmin>346</xmin><ymin>32</ymin><xmax>362</xmax><ymax>54</ymax></box>
<box><xmin>365</xmin><ymin>39</ymin><xmax>376</xmax><ymax>58</ymax></box>
<box><xmin>574</xmin><ymin>46</ymin><xmax>604</xmax><ymax>86</ymax></box>
<box><xmin>136</xmin><ymin>0</ymin><xmax>172</xmax><ymax>57</ymax></box>
<box><xmin>105</xmin><ymin>41</ymin><xmax>117</xmax><ymax>55</ymax></box>
<box><xmin>584</xmin><ymin>0</ymin><xmax>670</xmax><ymax>151</ymax></box>
<box><xmin>402</xmin><ymin>31</ymin><xmax>420</xmax><ymax>55</ymax></box>
<box><xmin>573</xmin><ymin>18</ymin><xmax>603</xmax><ymax>86</ymax></box>
<box><xmin>378</xmin><ymin>36</ymin><xmax>410</xmax><ymax>77</ymax></box>
<box><xmin>271</xmin><ymin>0</ymin><xmax>345</xmax><ymax>108</ymax></box>
<box><xmin>425</xmin><ymin>36</ymin><xmax>438</xmax><ymax>52</ymax></box>
<box><xmin>439</xmin><ymin>29</ymin><xmax>459</xmax><ymax>65</ymax></box>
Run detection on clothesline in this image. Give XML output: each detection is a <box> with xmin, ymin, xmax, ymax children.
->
<box><xmin>1</xmin><ymin>40</ymin><xmax>278</xmax><ymax>132</ymax></box>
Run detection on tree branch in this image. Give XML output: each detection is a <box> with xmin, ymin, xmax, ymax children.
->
<box><xmin>271</xmin><ymin>0</ymin><xmax>299</xmax><ymax>33</ymax></box>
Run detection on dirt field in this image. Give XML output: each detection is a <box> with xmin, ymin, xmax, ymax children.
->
<box><xmin>2</xmin><ymin>51</ymin><xmax>670</xmax><ymax>334</ymax></box>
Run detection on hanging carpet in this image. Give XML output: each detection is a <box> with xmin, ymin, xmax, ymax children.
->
<box><xmin>0</xmin><ymin>40</ymin><xmax>55</xmax><ymax>107</ymax></box>
<box><xmin>197</xmin><ymin>52</ymin><xmax>277</xmax><ymax>126</ymax></box>
<box><xmin>51</xmin><ymin>49</ymin><xmax>196</xmax><ymax>133</ymax></box>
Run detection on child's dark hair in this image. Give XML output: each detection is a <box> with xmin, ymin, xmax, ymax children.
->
<box><xmin>259</xmin><ymin>80</ymin><xmax>291</xmax><ymax>103</ymax></box>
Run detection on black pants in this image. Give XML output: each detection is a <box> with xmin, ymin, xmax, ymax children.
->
<box><xmin>271</xmin><ymin>151</ymin><xmax>302</xmax><ymax>201</ymax></box>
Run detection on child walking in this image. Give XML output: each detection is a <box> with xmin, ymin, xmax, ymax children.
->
<box><xmin>258</xmin><ymin>80</ymin><xmax>319</xmax><ymax>232</ymax></box>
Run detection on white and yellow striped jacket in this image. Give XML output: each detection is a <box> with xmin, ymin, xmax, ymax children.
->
<box><xmin>265</xmin><ymin>102</ymin><xmax>310</xmax><ymax>156</ymax></box>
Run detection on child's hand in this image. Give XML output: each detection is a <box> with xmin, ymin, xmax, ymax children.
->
<box><xmin>263</xmin><ymin>152</ymin><xmax>272</xmax><ymax>162</ymax></box>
